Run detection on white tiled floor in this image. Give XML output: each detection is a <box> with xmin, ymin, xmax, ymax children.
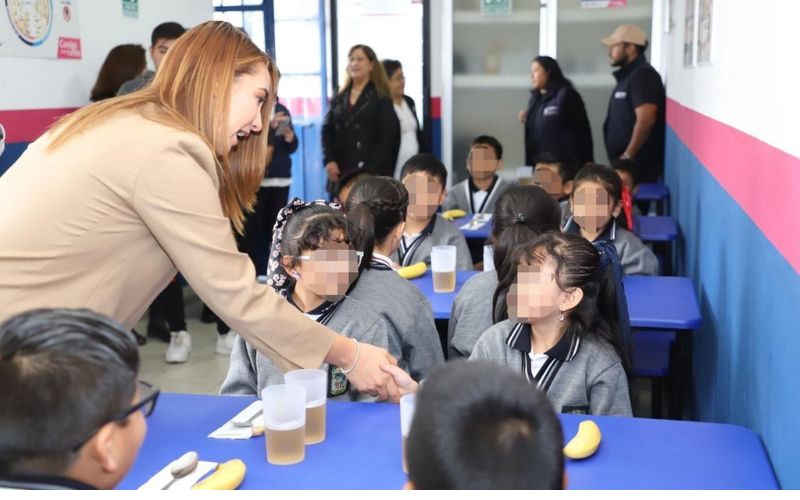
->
<box><xmin>136</xmin><ymin>290</ymin><xmax>231</xmax><ymax>395</ymax></box>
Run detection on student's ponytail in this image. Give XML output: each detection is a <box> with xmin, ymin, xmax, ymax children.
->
<box><xmin>347</xmin><ymin>201</ymin><xmax>378</xmax><ymax>270</ymax></box>
<box><xmin>490</xmin><ymin>186</ymin><xmax>561</xmax><ymax>323</ymax></box>
<box><xmin>345</xmin><ymin>176</ymin><xmax>409</xmax><ymax>270</ymax></box>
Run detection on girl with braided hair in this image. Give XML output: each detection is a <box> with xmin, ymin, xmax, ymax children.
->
<box><xmin>345</xmin><ymin>176</ymin><xmax>444</xmax><ymax>381</ymax></box>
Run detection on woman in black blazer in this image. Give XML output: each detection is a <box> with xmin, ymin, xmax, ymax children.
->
<box><xmin>519</xmin><ymin>56</ymin><xmax>594</xmax><ymax>166</ymax></box>
<box><xmin>382</xmin><ymin>59</ymin><xmax>426</xmax><ymax>179</ymax></box>
<box><xmin>322</xmin><ymin>45</ymin><xmax>400</xmax><ymax>188</ymax></box>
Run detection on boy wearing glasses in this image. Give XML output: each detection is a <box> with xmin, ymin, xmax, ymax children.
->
<box><xmin>442</xmin><ymin>135</ymin><xmax>512</xmax><ymax>216</ymax></box>
<box><xmin>0</xmin><ymin>309</ymin><xmax>158</xmax><ymax>490</ymax></box>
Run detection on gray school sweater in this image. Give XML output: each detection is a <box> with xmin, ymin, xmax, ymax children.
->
<box><xmin>563</xmin><ymin>217</ymin><xmax>659</xmax><ymax>276</ymax></box>
<box><xmin>220</xmin><ymin>296</ymin><xmax>389</xmax><ymax>401</ymax></box>
<box><xmin>442</xmin><ymin>177</ymin><xmax>513</xmax><ymax>214</ymax></box>
<box><xmin>347</xmin><ymin>268</ymin><xmax>444</xmax><ymax>380</ymax></box>
<box><xmin>469</xmin><ymin>319</ymin><xmax>632</xmax><ymax>416</ymax></box>
<box><xmin>390</xmin><ymin>214</ymin><xmax>473</xmax><ymax>271</ymax></box>
<box><xmin>447</xmin><ymin>270</ymin><xmax>498</xmax><ymax>359</ymax></box>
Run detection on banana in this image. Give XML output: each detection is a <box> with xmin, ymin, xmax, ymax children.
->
<box><xmin>397</xmin><ymin>262</ymin><xmax>427</xmax><ymax>279</ymax></box>
<box><xmin>192</xmin><ymin>459</ymin><xmax>247</xmax><ymax>490</ymax></box>
<box><xmin>563</xmin><ymin>420</ymin><xmax>601</xmax><ymax>459</ymax></box>
<box><xmin>441</xmin><ymin>209</ymin><xmax>467</xmax><ymax>221</ymax></box>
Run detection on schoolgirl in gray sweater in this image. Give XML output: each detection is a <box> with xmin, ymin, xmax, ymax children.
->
<box><xmin>345</xmin><ymin>176</ymin><xmax>444</xmax><ymax>380</ymax></box>
<box><xmin>220</xmin><ymin>200</ymin><xmax>389</xmax><ymax>401</ymax></box>
<box><xmin>565</xmin><ymin>163</ymin><xmax>658</xmax><ymax>276</ymax></box>
<box><xmin>448</xmin><ymin>185</ymin><xmax>561</xmax><ymax>358</ymax></box>
<box><xmin>470</xmin><ymin>232</ymin><xmax>633</xmax><ymax>417</ymax></box>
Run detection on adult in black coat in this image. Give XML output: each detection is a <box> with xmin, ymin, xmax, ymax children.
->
<box><xmin>322</xmin><ymin>44</ymin><xmax>400</xmax><ymax>187</ymax></box>
<box><xmin>520</xmin><ymin>56</ymin><xmax>594</xmax><ymax>167</ymax></box>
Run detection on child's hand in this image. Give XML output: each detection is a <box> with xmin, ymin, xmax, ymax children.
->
<box><xmin>381</xmin><ymin>364</ymin><xmax>419</xmax><ymax>401</ymax></box>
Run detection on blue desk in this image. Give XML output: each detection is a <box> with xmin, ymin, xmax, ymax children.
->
<box><xmin>411</xmin><ymin>273</ymin><xmax>702</xmax><ymax>330</ymax></box>
<box><xmin>451</xmin><ymin>216</ymin><xmax>491</xmax><ymax>240</ymax></box>
<box><xmin>119</xmin><ymin>394</ymin><xmax>778</xmax><ymax>490</ymax></box>
<box><xmin>637</xmin><ymin>216</ymin><xmax>678</xmax><ymax>243</ymax></box>
<box><xmin>410</xmin><ymin>270</ymin><xmax>479</xmax><ymax>320</ymax></box>
<box><xmin>634</xmin><ymin>183</ymin><xmax>670</xmax><ymax>202</ymax></box>
<box><xmin>624</xmin><ymin>276</ymin><xmax>701</xmax><ymax>330</ymax></box>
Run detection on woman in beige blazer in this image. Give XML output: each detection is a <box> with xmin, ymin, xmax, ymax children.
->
<box><xmin>0</xmin><ymin>21</ymin><xmax>399</xmax><ymax>399</ymax></box>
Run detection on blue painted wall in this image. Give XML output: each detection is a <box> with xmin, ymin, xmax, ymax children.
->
<box><xmin>665</xmin><ymin>127</ymin><xmax>800</xmax><ymax>488</ymax></box>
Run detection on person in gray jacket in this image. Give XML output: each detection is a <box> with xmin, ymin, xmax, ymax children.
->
<box><xmin>565</xmin><ymin>163</ymin><xmax>658</xmax><ymax>275</ymax></box>
<box><xmin>391</xmin><ymin>154</ymin><xmax>471</xmax><ymax>270</ymax></box>
<box><xmin>346</xmin><ymin>177</ymin><xmax>444</xmax><ymax>380</ymax></box>
<box><xmin>448</xmin><ymin>185</ymin><xmax>561</xmax><ymax>358</ymax></box>
<box><xmin>221</xmin><ymin>201</ymin><xmax>389</xmax><ymax>401</ymax></box>
<box><xmin>442</xmin><ymin>135</ymin><xmax>513</xmax><ymax>215</ymax></box>
<box><xmin>470</xmin><ymin>232</ymin><xmax>632</xmax><ymax>416</ymax></box>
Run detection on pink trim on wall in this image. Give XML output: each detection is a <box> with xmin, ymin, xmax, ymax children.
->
<box><xmin>667</xmin><ymin>97</ymin><xmax>800</xmax><ymax>273</ymax></box>
<box><xmin>0</xmin><ymin>108</ymin><xmax>79</xmax><ymax>143</ymax></box>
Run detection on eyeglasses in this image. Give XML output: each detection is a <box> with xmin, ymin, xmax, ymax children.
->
<box><xmin>295</xmin><ymin>249</ymin><xmax>364</xmax><ymax>266</ymax></box>
<box><xmin>70</xmin><ymin>381</ymin><xmax>160</xmax><ymax>452</ymax></box>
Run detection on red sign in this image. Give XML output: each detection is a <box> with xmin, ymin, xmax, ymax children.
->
<box><xmin>57</xmin><ymin>37</ymin><xmax>81</xmax><ymax>59</ymax></box>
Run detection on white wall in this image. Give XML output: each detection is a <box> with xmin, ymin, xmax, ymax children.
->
<box><xmin>665</xmin><ymin>0</ymin><xmax>800</xmax><ymax>158</ymax></box>
<box><xmin>0</xmin><ymin>0</ymin><xmax>213</xmax><ymax>111</ymax></box>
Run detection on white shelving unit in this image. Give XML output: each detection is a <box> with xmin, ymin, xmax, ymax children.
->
<box><xmin>453</xmin><ymin>73</ymin><xmax>614</xmax><ymax>89</ymax></box>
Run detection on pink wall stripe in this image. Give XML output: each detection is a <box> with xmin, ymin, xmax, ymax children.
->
<box><xmin>0</xmin><ymin>108</ymin><xmax>79</xmax><ymax>143</ymax></box>
<box><xmin>667</xmin><ymin>97</ymin><xmax>800</xmax><ymax>273</ymax></box>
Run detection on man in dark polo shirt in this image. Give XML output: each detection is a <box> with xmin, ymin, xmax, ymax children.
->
<box><xmin>602</xmin><ymin>24</ymin><xmax>666</xmax><ymax>184</ymax></box>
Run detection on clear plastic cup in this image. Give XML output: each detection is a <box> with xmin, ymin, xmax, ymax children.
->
<box><xmin>285</xmin><ymin>368</ymin><xmax>327</xmax><ymax>445</ymax></box>
<box><xmin>431</xmin><ymin>245</ymin><xmax>457</xmax><ymax>293</ymax></box>
<box><xmin>261</xmin><ymin>384</ymin><xmax>306</xmax><ymax>465</ymax></box>
<box><xmin>483</xmin><ymin>245</ymin><xmax>495</xmax><ymax>272</ymax></box>
<box><xmin>400</xmin><ymin>394</ymin><xmax>417</xmax><ymax>473</ymax></box>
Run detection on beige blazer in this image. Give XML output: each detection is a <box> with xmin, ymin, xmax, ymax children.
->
<box><xmin>0</xmin><ymin>108</ymin><xmax>335</xmax><ymax>371</ymax></box>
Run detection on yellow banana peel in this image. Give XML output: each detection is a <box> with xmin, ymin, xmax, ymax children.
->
<box><xmin>441</xmin><ymin>209</ymin><xmax>467</xmax><ymax>221</ymax></box>
<box><xmin>563</xmin><ymin>420</ymin><xmax>601</xmax><ymax>459</ymax></box>
<box><xmin>192</xmin><ymin>459</ymin><xmax>247</xmax><ymax>490</ymax></box>
<box><xmin>397</xmin><ymin>262</ymin><xmax>427</xmax><ymax>279</ymax></box>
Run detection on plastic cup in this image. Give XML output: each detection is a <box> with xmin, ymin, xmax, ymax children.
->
<box><xmin>285</xmin><ymin>369</ymin><xmax>327</xmax><ymax>445</ymax></box>
<box><xmin>483</xmin><ymin>245</ymin><xmax>495</xmax><ymax>272</ymax></box>
<box><xmin>431</xmin><ymin>245</ymin><xmax>457</xmax><ymax>293</ymax></box>
<box><xmin>400</xmin><ymin>394</ymin><xmax>417</xmax><ymax>473</ymax></box>
<box><xmin>261</xmin><ymin>384</ymin><xmax>306</xmax><ymax>465</ymax></box>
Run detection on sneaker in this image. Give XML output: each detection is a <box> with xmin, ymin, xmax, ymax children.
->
<box><xmin>165</xmin><ymin>330</ymin><xmax>192</xmax><ymax>363</ymax></box>
<box><xmin>215</xmin><ymin>332</ymin><xmax>236</xmax><ymax>356</ymax></box>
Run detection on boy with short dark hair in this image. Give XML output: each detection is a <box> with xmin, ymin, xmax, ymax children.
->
<box><xmin>0</xmin><ymin>309</ymin><xmax>155</xmax><ymax>490</ymax></box>
<box><xmin>532</xmin><ymin>151</ymin><xmax>581</xmax><ymax>228</ymax></box>
<box><xmin>334</xmin><ymin>168</ymin><xmax>373</xmax><ymax>208</ymax></box>
<box><xmin>403</xmin><ymin>360</ymin><xmax>565</xmax><ymax>490</ymax></box>
<box><xmin>117</xmin><ymin>22</ymin><xmax>186</xmax><ymax>96</ymax></box>
<box><xmin>392</xmin><ymin>153</ymin><xmax>472</xmax><ymax>270</ymax></box>
<box><xmin>443</xmin><ymin>135</ymin><xmax>512</xmax><ymax>215</ymax></box>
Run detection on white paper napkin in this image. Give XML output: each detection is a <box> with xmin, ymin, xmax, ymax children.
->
<box><xmin>460</xmin><ymin>213</ymin><xmax>493</xmax><ymax>231</ymax></box>
<box><xmin>208</xmin><ymin>400</ymin><xmax>264</xmax><ymax>440</ymax></box>
<box><xmin>138</xmin><ymin>459</ymin><xmax>218</xmax><ymax>490</ymax></box>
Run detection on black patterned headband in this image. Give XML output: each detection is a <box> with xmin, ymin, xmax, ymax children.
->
<box><xmin>264</xmin><ymin>197</ymin><xmax>342</xmax><ymax>290</ymax></box>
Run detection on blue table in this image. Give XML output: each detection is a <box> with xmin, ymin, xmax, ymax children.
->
<box><xmin>634</xmin><ymin>183</ymin><xmax>670</xmax><ymax>202</ymax></box>
<box><xmin>411</xmin><ymin>270</ymin><xmax>479</xmax><ymax>320</ymax></box>
<box><xmin>119</xmin><ymin>394</ymin><xmax>778</xmax><ymax>490</ymax></box>
<box><xmin>451</xmin><ymin>216</ymin><xmax>491</xmax><ymax>240</ymax></box>
<box><xmin>634</xmin><ymin>183</ymin><xmax>671</xmax><ymax>216</ymax></box>
<box><xmin>624</xmin><ymin>276</ymin><xmax>701</xmax><ymax>329</ymax></box>
<box><xmin>411</xmin><ymin>273</ymin><xmax>702</xmax><ymax>330</ymax></box>
<box><xmin>637</xmin><ymin>216</ymin><xmax>678</xmax><ymax>243</ymax></box>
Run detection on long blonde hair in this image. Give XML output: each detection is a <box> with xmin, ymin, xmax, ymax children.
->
<box><xmin>339</xmin><ymin>44</ymin><xmax>391</xmax><ymax>99</ymax></box>
<box><xmin>47</xmin><ymin>21</ymin><xmax>278</xmax><ymax>234</ymax></box>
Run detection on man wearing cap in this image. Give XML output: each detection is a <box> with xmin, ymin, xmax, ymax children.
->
<box><xmin>602</xmin><ymin>24</ymin><xmax>665</xmax><ymax>184</ymax></box>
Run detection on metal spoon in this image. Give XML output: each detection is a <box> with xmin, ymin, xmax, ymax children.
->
<box><xmin>161</xmin><ymin>451</ymin><xmax>199</xmax><ymax>490</ymax></box>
